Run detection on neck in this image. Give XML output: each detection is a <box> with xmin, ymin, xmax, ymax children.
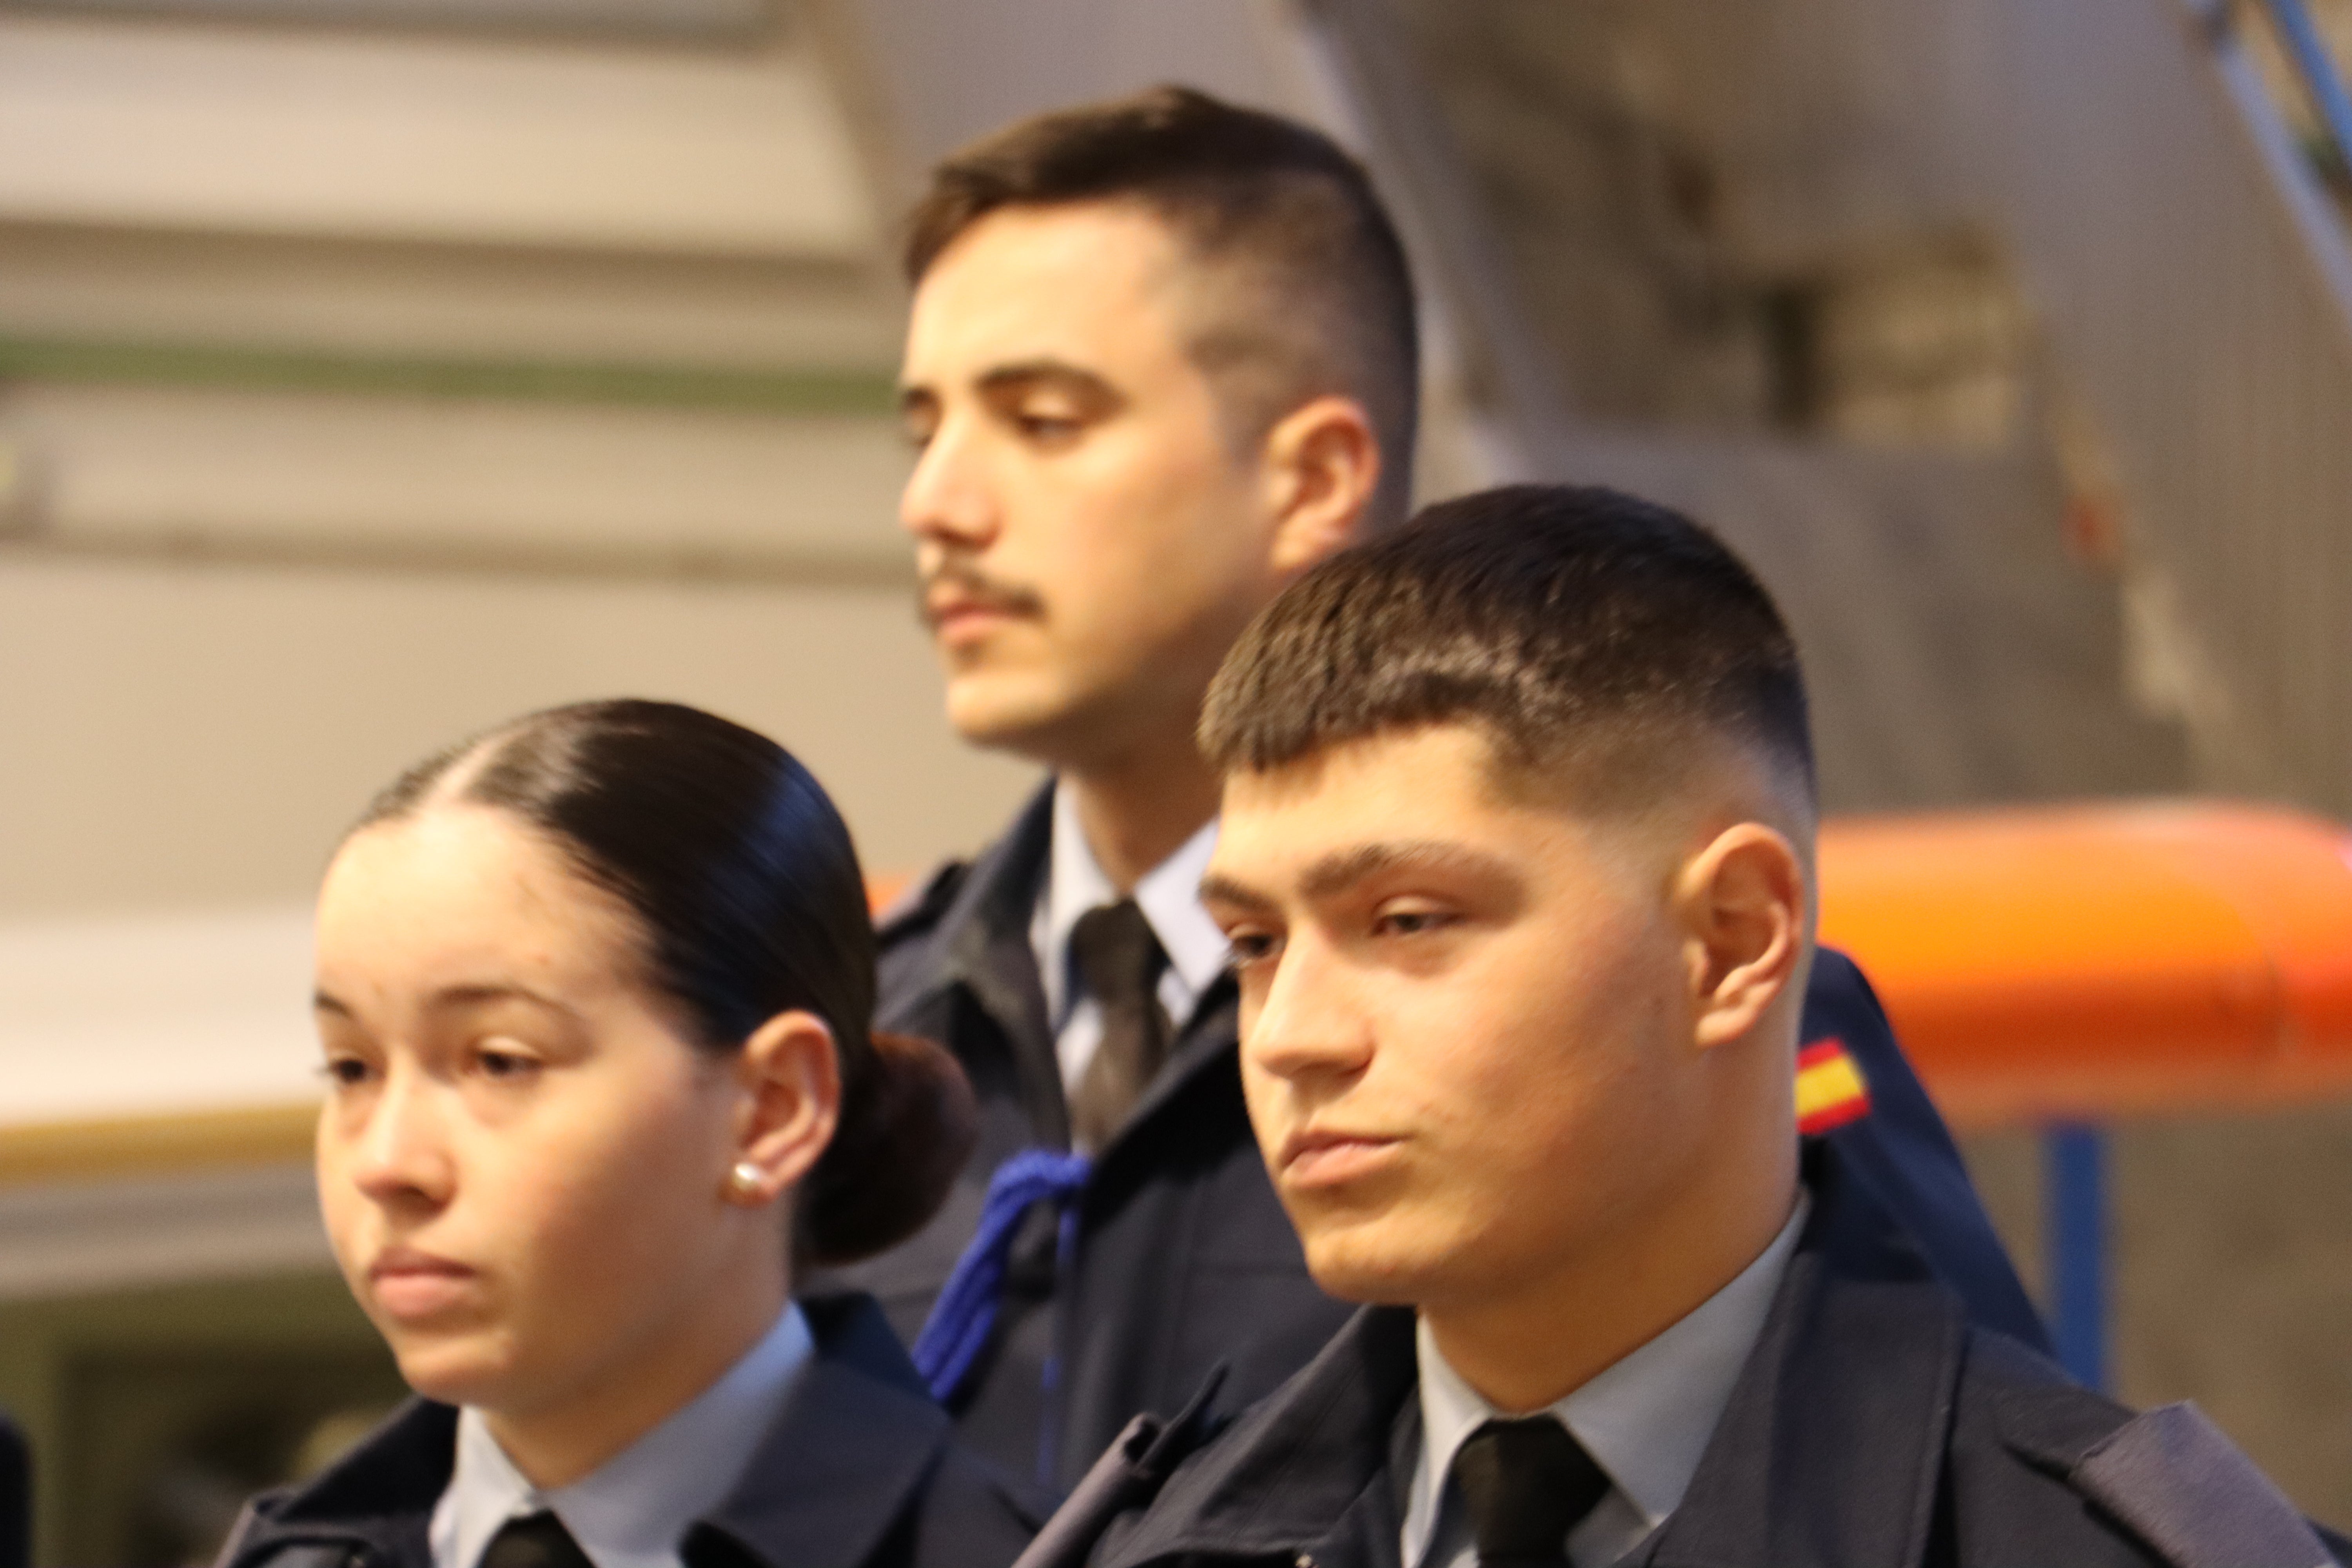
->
<box><xmin>483</xmin><ymin>1262</ymin><xmax>785</xmax><ymax>1488</ymax></box>
<box><xmin>1061</xmin><ymin>731</ymin><xmax>1221</xmax><ymax>892</ymax></box>
<box><xmin>1425</xmin><ymin>1130</ymin><xmax>1797</xmax><ymax>1414</ymax></box>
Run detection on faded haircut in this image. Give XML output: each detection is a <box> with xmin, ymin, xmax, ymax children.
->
<box><xmin>905</xmin><ymin>85</ymin><xmax>1419</xmax><ymax>528</ymax></box>
<box><xmin>1199</xmin><ymin>484</ymin><xmax>1817</xmax><ymax>812</ymax></box>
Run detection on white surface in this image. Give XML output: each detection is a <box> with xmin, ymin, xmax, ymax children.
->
<box><xmin>0</xmin><ymin>904</ymin><xmax>319</xmax><ymax>1126</ymax></box>
<box><xmin>0</xmin><ymin>14</ymin><xmax>875</xmax><ymax>256</ymax></box>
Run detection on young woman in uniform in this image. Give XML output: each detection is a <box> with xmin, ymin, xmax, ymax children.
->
<box><xmin>218</xmin><ymin>699</ymin><xmax>1034</xmax><ymax>1568</ymax></box>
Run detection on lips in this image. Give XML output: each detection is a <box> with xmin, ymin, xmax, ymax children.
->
<box><xmin>1277</xmin><ymin>1126</ymin><xmax>1403</xmax><ymax>1189</ymax></box>
<box><xmin>368</xmin><ymin>1245</ymin><xmax>479</xmax><ymax>1321</ymax></box>
<box><xmin>924</xmin><ymin>594</ymin><xmax>1026</xmax><ymax>645</ymax></box>
<box><xmin>919</xmin><ymin>567</ymin><xmax>1044</xmax><ymax>645</ymax></box>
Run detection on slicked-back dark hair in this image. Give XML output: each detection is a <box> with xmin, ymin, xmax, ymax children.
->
<box><xmin>906</xmin><ymin>85</ymin><xmax>1419</xmax><ymax>527</ymax></box>
<box><xmin>352</xmin><ymin>699</ymin><xmax>975</xmax><ymax>1267</ymax></box>
<box><xmin>1200</xmin><ymin>485</ymin><xmax>1816</xmax><ymax>809</ymax></box>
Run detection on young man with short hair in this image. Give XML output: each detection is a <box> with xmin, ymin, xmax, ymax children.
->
<box><xmin>1093</xmin><ymin>483</ymin><xmax>2337</xmax><ymax>1568</ymax></box>
<box><xmin>852</xmin><ymin>86</ymin><xmax>2042</xmax><ymax>1501</ymax></box>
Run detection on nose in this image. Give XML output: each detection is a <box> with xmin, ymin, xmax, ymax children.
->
<box><xmin>342</xmin><ymin>1060</ymin><xmax>455</xmax><ymax>1214</ymax></box>
<box><xmin>1242</xmin><ymin>930</ymin><xmax>1374</xmax><ymax>1091</ymax></box>
<box><xmin>898</xmin><ymin>412</ymin><xmax>998</xmax><ymax>552</ymax></box>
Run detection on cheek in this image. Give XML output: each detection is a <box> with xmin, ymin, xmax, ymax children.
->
<box><xmin>514</xmin><ymin>1088</ymin><xmax>728</xmax><ymax>1276</ymax></box>
<box><xmin>1423</xmin><ymin>922</ymin><xmax>1683</xmax><ymax>1178</ymax></box>
<box><xmin>1050</xmin><ymin>444</ymin><xmax>1258</xmax><ymax>621</ymax></box>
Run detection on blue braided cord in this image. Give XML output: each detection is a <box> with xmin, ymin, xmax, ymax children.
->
<box><xmin>911</xmin><ymin>1147</ymin><xmax>1092</xmax><ymax>1405</ymax></box>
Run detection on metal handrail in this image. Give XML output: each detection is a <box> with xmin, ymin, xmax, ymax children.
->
<box><xmin>2256</xmin><ymin>0</ymin><xmax>2352</xmax><ymax>180</ymax></box>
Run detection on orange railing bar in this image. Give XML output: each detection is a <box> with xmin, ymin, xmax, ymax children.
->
<box><xmin>1817</xmin><ymin>801</ymin><xmax>2352</xmax><ymax>1130</ymax></box>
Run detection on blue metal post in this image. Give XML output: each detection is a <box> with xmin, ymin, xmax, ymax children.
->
<box><xmin>2044</xmin><ymin>1123</ymin><xmax>2109</xmax><ymax>1390</ymax></box>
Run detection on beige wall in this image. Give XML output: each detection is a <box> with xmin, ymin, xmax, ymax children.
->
<box><xmin>0</xmin><ymin>9</ymin><xmax>1040</xmax><ymax>926</ymax></box>
<box><xmin>0</xmin><ymin>554</ymin><xmax>1036</xmax><ymax>919</ymax></box>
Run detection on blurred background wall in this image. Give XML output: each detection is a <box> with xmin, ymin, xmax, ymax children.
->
<box><xmin>1</xmin><ymin>0</ymin><xmax>2348</xmax><ymax>1558</ymax></box>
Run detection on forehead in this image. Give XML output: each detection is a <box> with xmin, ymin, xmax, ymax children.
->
<box><xmin>1212</xmin><ymin>727</ymin><xmax>1538</xmax><ymax>878</ymax></box>
<box><xmin>902</xmin><ymin>201</ymin><xmax>1199</xmax><ymax>379</ymax></box>
<box><xmin>317</xmin><ymin>807</ymin><xmax>635</xmax><ymax>985</ymax></box>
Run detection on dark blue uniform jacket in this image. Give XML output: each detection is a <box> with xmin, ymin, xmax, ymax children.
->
<box><xmin>1073</xmin><ymin>1145</ymin><xmax>2345</xmax><ymax>1568</ymax></box>
<box><xmin>832</xmin><ymin>787</ymin><xmax>2047</xmax><ymax>1503</ymax></box>
<box><xmin>212</xmin><ymin>1294</ymin><xmax>1035</xmax><ymax>1568</ymax></box>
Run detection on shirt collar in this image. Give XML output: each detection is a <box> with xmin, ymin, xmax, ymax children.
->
<box><xmin>1033</xmin><ymin>781</ymin><xmax>1228</xmax><ymax>1028</ymax></box>
<box><xmin>433</xmin><ymin>1302</ymin><xmax>815</xmax><ymax>1568</ymax></box>
<box><xmin>1406</xmin><ymin>1192</ymin><xmax>1810</xmax><ymax>1563</ymax></box>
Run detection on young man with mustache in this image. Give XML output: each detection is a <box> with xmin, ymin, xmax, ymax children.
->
<box><xmin>1076</xmin><ymin>483</ymin><xmax>2342</xmax><ymax>1568</ymax></box>
<box><xmin>844</xmin><ymin>86</ymin><xmax>2045</xmax><ymax>1503</ymax></box>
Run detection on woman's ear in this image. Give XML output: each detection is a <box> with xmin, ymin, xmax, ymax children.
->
<box><xmin>1673</xmin><ymin>823</ymin><xmax>1808</xmax><ymax>1052</ymax></box>
<box><xmin>724</xmin><ymin>1010</ymin><xmax>841</xmax><ymax>1205</ymax></box>
<box><xmin>1261</xmin><ymin>394</ymin><xmax>1382</xmax><ymax>577</ymax></box>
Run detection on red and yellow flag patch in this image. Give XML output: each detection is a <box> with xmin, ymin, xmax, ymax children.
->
<box><xmin>1795</xmin><ymin>1037</ymin><xmax>1872</xmax><ymax>1134</ymax></box>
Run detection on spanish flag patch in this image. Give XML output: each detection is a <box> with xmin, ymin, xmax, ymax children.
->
<box><xmin>1795</xmin><ymin>1037</ymin><xmax>1871</xmax><ymax>1134</ymax></box>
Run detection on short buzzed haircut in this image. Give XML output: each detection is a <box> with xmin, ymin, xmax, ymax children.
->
<box><xmin>1200</xmin><ymin>484</ymin><xmax>1815</xmax><ymax>812</ymax></box>
<box><xmin>906</xmin><ymin>85</ymin><xmax>1420</xmax><ymax>527</ymax></box>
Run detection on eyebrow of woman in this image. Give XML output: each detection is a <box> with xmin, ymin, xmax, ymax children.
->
<box><xmin>312</xmin><ymin>982</ymin><xmax>580</xmax><ymax>1020</ymax></box>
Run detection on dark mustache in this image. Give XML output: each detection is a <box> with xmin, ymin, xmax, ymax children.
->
<box><xmin>917</xmin><ymin>560</ymin><xmax>1046</xmax><ymax>628</ymax></box>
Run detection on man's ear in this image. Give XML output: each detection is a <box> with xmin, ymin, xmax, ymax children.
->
<box><xmin>1673</xmin><ymin>824</ymin><xmax>1808</xmax><ymax>1051</ymax></box>
<box><xmin>1260</xmin><ymin>394</ymin><xmax>1381</xmax><ymax>576</ymax></box>
<box><xmin>724</xmin><ymin>1009</ymin><xmax>842</xmax><ymax>1205</ymax></box>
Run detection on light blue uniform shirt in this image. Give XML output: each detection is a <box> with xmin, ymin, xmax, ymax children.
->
<box><xmin>1403</xmin><ymin>1196</ymin><xmax>1808</xmax><ymax>1568</ymax></box>
<box><xmin>430</xmin><ymin>1302</ymin><xmax>814</xmax><ymax>1568</ymax></box>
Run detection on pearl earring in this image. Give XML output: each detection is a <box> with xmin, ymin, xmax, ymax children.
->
<box><xmin>729</xmin><ymin>1161</ymin><xmax>764</xmax><ymax>1199</ymax></box>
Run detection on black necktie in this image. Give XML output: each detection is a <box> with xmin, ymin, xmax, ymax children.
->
<box><xmin>1066</xmin><ymin>899</ymin><xmax>1172</xmax><ymax>1152</ymax></box>
<box><xmin>481</xmin><ymin>1512</ymin><xmax>595</xmax><ymax>1568</ymax></box>
<box><xmin>1452</xmin><ymin>1417</ymin><xmax>1613</xmax><ymax>1568</ymax></box>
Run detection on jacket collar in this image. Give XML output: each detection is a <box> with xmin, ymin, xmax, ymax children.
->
<box><xmin>1100</xmin><ymin>1303</ymin><xmax>1418</xmax><ymax>1568</ymax></box>
<box><xmin>691</xmin><ymin>1293</ymin><xmax>976</xmax><ymax>1568</ymax></box>
<box><xmin>936</xmin><ymin>786</ymin><xmax>1059</xmax><ymax>1061</ymax></box>
<box><xmin>1641</xmin><ymin>1145</ymin><xmax>1962</xmax><ymax>1568</ymax></box>
<box><xmin>225</xmin><ymin>1397</ymin><xmax>451</xmax><ymax>1568</ymax></box>
<box><xmin>227</xmin><ymin>1294</ymin><xmax>972</xmax><ymax>1568</ymax></box>
<box><xmin>1100</xmin><ymin>1145</ymin><xmax>1964</xmax><ymax>1568</ymax></box>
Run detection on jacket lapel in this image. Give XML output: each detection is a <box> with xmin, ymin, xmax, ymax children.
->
<box><xmin>922</xmin><ymin>786</ymin><xmax>1064</xmax><ymax>1145</ymax></box>
<box><xmin>691</xmin><ymin>1295</ymin><xmax>962</xmax><ymax>1568</ymax></box>
<box><xmin>1644</xmin><ymin>1150</ymin><xmax>1962</xmax><ymax>1568</ymax></box>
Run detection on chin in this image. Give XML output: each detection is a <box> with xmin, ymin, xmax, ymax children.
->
<box><xmin>944</xmin><ymin>677</ymin><xmax>1087</xmax><ymax>759</ymax></box>
<box><xmin>1299</xmin><ymin>1225</ymin><xmax>1447</xmax><ymax>1307</ymax></box>
<box><xmin>383</xmin><ymin>1331</ymin><xmax>521</xmax><ymax>1410</ymax></box>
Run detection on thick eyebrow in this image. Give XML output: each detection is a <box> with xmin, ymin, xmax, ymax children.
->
<box><xmin>1197</xmin><ymin>871</ymin><xmax>1277</xmax><ymax>915</ymax></box>
<box><xmin>973</xmin><ymin>358</ymin><xmax>1114</xmax><ymax>394</ymax></box>
<box><xmin>1298</xmin><ymin>842</ymin><xmax>1519</xmax><ymax>902</ymax></box>
<box><xmin>1200</xmin><ymin>841</ymin><xmax>1521</xmax><ymax>914</ymax></box>
<box><xmin>898</xmin><ymin>360</ymin><xmax>1120</xmax><ymax>422</ymax></box>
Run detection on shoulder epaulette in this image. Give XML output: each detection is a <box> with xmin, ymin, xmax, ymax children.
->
<box><xmin>2072</xmin><ymin>1403</ymin><xmax>2336</xmax><ymax>1568</ymax></box>
<box><xmin>1011</xmin><ymin>1369</ymin><xmax>1229</xmax><ymax>1568</ymax></box>
<box><xmin>877</xmin><ymin>858</ymin><xmax>971</xmax><ymax>944</ymax></box>
<box><xmin>1978</xmin><ymin>1334</ymin><xmax>2337</xmax><ymax>1568</ymax></box>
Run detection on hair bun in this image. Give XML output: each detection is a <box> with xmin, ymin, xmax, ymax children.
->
<box><xmin>800</xmin><ymin>1031</ymin><xmax>978</xmax><ymax>1267</ymax></box>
